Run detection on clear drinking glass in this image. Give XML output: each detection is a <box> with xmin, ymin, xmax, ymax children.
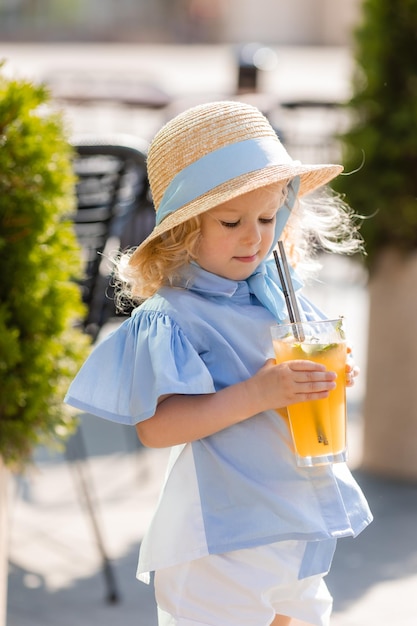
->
<box><xmin>271</xmin><ymin>318</ymin><xmax>347</xmax><ymax>467</ymax></box>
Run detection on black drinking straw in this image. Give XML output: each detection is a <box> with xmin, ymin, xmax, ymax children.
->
<box><xmin>273</xmin><ymin>250</ymin><xmax>295</xmax><ymax>324</ymax></box>
<box><xmin>274</xmin><ymin>243</ymin><xmax>328</xmax><ymax>446</ymax></box>
<box><xmin>274</xmin><ymin>242</ymin><xmax>305</xmax><ymax>342</ymax></box>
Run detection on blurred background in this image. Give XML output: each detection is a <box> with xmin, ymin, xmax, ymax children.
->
<box><xmin>0</xmin><ymin>0</ymin><xmax>359</xmax><ymax>44</ymax></box>
<box><xmin>0</xmin><ymin>0</ymin><xmax>360</xmax><ymax>149</ymax></box>
<box><xmin>1</xmin><ymin>1</ymin><xmax>417</xmax><ymax>625</ymax></box>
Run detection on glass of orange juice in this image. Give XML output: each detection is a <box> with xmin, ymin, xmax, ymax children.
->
<box><xmin>271</xmin><ymin>318</ymin><xmax>347</xmax><ymax>467</ymax></box>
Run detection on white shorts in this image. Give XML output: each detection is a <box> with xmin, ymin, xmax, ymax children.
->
<box><xmin>155</xmin><ymin>539</ymin><xmax>336</xmax><ymax>626</ymax></box>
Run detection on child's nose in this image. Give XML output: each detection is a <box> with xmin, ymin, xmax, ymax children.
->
<box><xmin>241</xmin><ymin>222</ymin><xmax>262</xmax><ymax>245</ymax></box>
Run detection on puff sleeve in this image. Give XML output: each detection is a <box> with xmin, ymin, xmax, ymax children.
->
<box><xmin>64</xmin><ymin>310</ymin><xmax>216</xmax><ymax>425</ymax></box>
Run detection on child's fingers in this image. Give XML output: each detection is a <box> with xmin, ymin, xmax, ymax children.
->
<box><xmin>345</xmin><ymin>362</ymin><xmax>360</xmax><ymax>387</ymax></box>
<box><xmin>264</xmin><ymin>359</ymin><xmax>337</xmax><ymax>406</ymax></box>
<box><xmin>291</xmin><ymin>387</ymin><xmax>335</xmax><ymax>403</ymax></box>
<box><xmin>288</xmin><ymin>373</ymin><xmax>337</xmax><ymax>402</ymax></box>
<box><xmin>284</xmin><ymin>360</ymin><xmax>337</xmax><ymax>399</ymax></box>
<box><xmin>287</xmin><ymin>359</ymin><xmax>327</xmax><ymax>372</ymax></box>
<box><xmin>346</xmin><ymin>361</ymin><xmax>359</xmax><ymax>372</ymax></box>
<box><xmin>288</xmin><ymin>360</ymin><xmax>336</xmax><ymax>381</ymax></box>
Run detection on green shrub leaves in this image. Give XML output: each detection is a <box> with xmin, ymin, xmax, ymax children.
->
<box><xmin>0</xmin><ymin>67</ymin><xmax>90</xmax><ymax>466</ymax></box>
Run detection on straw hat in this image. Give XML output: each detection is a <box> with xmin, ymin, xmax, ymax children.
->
<box><xmin>132</xmin><ymin>100</ymin><xmax>343</xmax><ymax>256</ymax></box>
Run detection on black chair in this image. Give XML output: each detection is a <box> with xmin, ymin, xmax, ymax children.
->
<box><xmin>67</xmin><ymin>134</ymin><xmax>155</xmax><ymax>603</ymax></box>
<box><xmin>71</xmin><ymin>133</ymin><xmax>155</xmax><ymax>340</ymax></box>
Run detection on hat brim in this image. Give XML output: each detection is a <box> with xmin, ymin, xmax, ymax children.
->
<box><xmin>131</xmin><ymin>161</ymin><xmax>342</xmax><ymax>260</ymax></box>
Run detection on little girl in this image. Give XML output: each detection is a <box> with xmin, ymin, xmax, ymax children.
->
<box><xmin>65</xmin><ymin>101</ymin><xmax>372</xmax><ymax>626</ymax></box>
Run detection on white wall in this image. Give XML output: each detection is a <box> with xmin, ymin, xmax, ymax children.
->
<box><xmin>222</xmin><ymin>0</ymin><xmax>362</xmax><ymax>45</ymax></box>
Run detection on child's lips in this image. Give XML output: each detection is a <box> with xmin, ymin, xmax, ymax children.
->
<box><xmin>234</xmin><ymin>254</ymin><xmax>258</xmax><ymax>263</ymax></box>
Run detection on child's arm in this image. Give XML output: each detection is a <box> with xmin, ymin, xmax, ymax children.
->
<box><xmin>136</xmin><ymin>359</ymin><xmax>336</xmax><ymax>448</ymax></box>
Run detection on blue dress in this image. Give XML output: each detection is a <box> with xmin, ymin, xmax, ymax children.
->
<box><xmin>65</xmin><ymin>264</ymin><xmax>373</xmax><ymax>581</ymax></box>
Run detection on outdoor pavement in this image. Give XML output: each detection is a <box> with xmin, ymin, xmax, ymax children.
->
<box><xmin>3</xmin><ymin>43</ymin><xmax>417</xmax><ymax>625</ymax></box>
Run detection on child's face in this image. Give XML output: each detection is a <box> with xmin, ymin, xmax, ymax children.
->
<box><xmin>196</xmin><ymin>185</ymin><xmax>285</xmax><ymax>281</ymax></box>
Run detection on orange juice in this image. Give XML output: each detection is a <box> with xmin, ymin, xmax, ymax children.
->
<box><xmin>271</xmin><ymin>319</ymin><xmax>347</xmax><ymax>467</ymax></box>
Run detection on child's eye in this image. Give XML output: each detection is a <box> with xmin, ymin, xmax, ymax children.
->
<box><xmin>220</xmin><ymin>220</ymin><xmax>240</xmax><ymax>228</ymax></box>
<box><xmin>219</xmin><ymin>216</ymin><xmax>275</xmax><ymax>228</ymax></box>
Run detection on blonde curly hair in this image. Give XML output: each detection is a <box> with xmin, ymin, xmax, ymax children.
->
<box><xmin>115</xmin><ymin>216</ymin><xmax>202</xmax><ymax>306</ymax></box>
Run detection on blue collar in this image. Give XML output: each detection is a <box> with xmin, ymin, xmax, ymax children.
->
<box><xmin>175</xmin><ymin>261</ymin><xmax>303</xmax><ymax>322</ymax></box>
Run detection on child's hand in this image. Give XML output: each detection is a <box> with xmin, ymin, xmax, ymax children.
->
<box><xmin>346</xmin><ymin>345</ymin><xmax>360</xmax><ymax>387</ymax></box>
<box><xmin>252</xmin><ymin>358</ymin><xmax>337</xmax><ymax>412</ymax></box>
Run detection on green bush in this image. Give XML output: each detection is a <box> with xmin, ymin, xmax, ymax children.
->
<box><xmin>0</xmin><ymin>66</ymin><xmax>90</xmax><ymax>466</ymax></box>
<box><xmin>333</xmin><ymin>0</ymin><xmax>417</xmax><ymax>270</ymax></box>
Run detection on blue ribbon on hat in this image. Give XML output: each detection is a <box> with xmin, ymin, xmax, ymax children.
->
<box><xmin>270</xmin><ymin>175</ymin><xmax>299</xmax><ymax>253</ymax></box>
<box><xmin>247</xmin><ymin>176</ymin><xmax>302</xmax><ymax>321</ymax></box>
<box><xmin>247</xmin><ymin>258</ymin><xmax>304</xmax><ymax>322</ymax></box>
<box><xmin>155</xmin><ymin>136</ymin><xmax>299</xmax><ymax>225</ymax></box>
